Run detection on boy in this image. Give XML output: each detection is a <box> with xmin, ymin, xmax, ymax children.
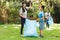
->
<box><xmin>38</xmin><ymin>5</ymin><xmax>45</xmax><ymax>38</ymax></box>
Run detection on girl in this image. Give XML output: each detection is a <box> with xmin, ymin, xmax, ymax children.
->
<box><xmin>45</xmin><ymin>8</ymin><xmax>54</xmax><ymax>30</ymax></box>
<box><xmin>45</xmin><ymin>8</ymin><xmax>50</xmax><ymax>28</ymax></box>
<box><xmin>19</xmin><ymin>1</ymin><xmax>27</xmax><ymax>35</ymax></box>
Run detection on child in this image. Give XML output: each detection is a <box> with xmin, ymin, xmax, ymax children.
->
<box><xmin>19</xmin><ymin>1</ymin><xmax>27</xmax><ymax>35</ymax></box>
<box><xmin>45</xmin><ymin>8</ymin><xmax>54</xmax><ymax>30</ymax></box>
<box><xmin>38</xmin><ymin>5</ymin><xmax>45</xmax><ymax>38</ymax></box>
<box><xmin>45</xmin><ymin>8</ymin><xmax>50</xmax><ymax>29</ymax></box>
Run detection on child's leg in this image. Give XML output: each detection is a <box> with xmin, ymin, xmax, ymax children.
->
<box><xmin>40</xmin><ymin>30</ymin><xmax>43</xmax><ymax>35</ymax></box>
<box><xmin>46</xmin><ymin>19</ymin><xmax>49</xmax><ymax>28</ymax></box>
<box><xmin>39</xmin><ymin>22</ymin><xmax>44</xmax><ymax>37</ymax></box>
<box><xmin>40</xmin><ymin>30</ymin><xmax>44</xmax><ymax>38</ymax></box>
<box><xmin>46</xmin><ymin>22</ymin><xmax>49</xmax><ymax>28</ymax></box>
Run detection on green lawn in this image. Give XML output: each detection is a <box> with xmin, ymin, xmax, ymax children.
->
<box><xmin>0</xmin><ymin>24</ymin><xmax>60</xmax><ymax>40</ymax></box>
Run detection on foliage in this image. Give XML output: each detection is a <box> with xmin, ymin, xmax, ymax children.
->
<box><xmin>0</xmin><ymin>0</ymin><xmax>59</xmax><ymax>23</ymax></box>
<box><xmin>50</xmin><ymin>7</ymin><xmax>54</xmax><ymax>14</ymax></box>
<box><xmin>27</xmin><ymin>7</ymin><xmax>38</xmax><ymax>20</ymax></box>
<box><xmin>0</xmin><ymin>1</ymin><xmax>20</xmax><ymax>24</ymax></box>
<box><xmin>8</xmin><ymin>8</ymin><xmax>19</xmax><ymax>23</ymax></box>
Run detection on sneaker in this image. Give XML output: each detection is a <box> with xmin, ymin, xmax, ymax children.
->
<box><xmin>21</xmin><ymin>35</ymin><xmax>24</xmax><ymax>36</ymax></box>
<box><xmin>46</xmin><ymin>28</ymin><xmax>53</xmax><ymax>30</ymax></box>
<box><xmin>40</xmin><ymin>35</ymin><xmax>44</xmax><ymax>38</ymax></box>
<box><xmin>46</xmin><ymin>28</ymin><xmax>49</xmax><ymax>30</ymax></box>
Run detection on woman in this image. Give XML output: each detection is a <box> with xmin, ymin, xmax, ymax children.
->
<box><xmin>19</xmin><ymin>1</ymin><xmax>27</xmax><ymax>35</ymax></box>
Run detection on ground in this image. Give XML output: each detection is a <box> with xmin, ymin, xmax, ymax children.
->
<box><xmin>0</xmin><ymin>24</ymin><xmax>60</xmax><ymax>40</ymax></box>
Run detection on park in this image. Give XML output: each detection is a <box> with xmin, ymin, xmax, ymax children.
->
<box><xmin>0</xmin><ymin>0</ymin><xmax>60</xmax><ymax>40</ymax></box>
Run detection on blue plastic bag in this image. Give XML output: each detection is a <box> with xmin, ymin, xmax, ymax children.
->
<box><xmin>48</xmin><ymin>16</ymin><xmax>54</xmax><ymax>25</ymax></box>
<box><xmin>23</xmin><ymin>19</ymin><xmax>38</xmax><ymax>36</ymax></box>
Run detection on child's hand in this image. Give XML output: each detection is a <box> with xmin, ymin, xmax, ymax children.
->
<box><xmin>36</xmin><ymin>18</ymin><xmax>40</xmax><ymax>22</ymax></box>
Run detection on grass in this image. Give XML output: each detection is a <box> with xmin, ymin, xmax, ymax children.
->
<box><xmin>0</xmin><ymin>24</ymin><xmax>60</xmax><ymax>40</ymax></box>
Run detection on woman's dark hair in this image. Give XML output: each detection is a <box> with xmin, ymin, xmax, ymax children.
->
<box><xmin>22</xmin><ymin>1</ymin><xmax>27</xmax><ymax>12</ymax></box>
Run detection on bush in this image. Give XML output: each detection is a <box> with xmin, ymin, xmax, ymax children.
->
<box><xmin>27</xmin><ymin>7</ymin><xmax>38</xmax><ymax>20</ymax></box>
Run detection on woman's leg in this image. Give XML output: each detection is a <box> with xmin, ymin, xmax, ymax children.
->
<box><xmin>21</xmin><ymin>18</ymin><xmax>26</xmax><ymax>35</ymax></box>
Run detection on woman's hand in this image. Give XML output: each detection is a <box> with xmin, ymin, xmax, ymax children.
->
<box><xmin>21</xmin><ymin>16</ymin><xmax>26</xmax><ymax>18</ymax></box>
<box><xmin>19</xmin><ymin>14</ymin><xmax>26</xmax><ymax>18</ymax></box>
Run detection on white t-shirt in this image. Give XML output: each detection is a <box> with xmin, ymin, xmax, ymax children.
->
<box><xmin>45</xmin><ymin>12</ymin><xmax>50</xmax><ymax>19</ymax></box>
<box><xmin>19</xmin><ymin>8</ymin><xmax>27</xmax><ymax>18</ymax></box>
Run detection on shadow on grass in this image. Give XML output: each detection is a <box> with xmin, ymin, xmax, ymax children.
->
<box><xmin>21</xmin><ymin>36</ymin><xmax>39</xmax><ymax>38</ymax></box>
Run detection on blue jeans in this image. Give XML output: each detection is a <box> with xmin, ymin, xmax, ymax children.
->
<box><xmin>46</xmin><ymin>19</ymin><xmax>49</xmax><ymax>28</ymax></box>
<box><xmin>21</xmin><ymin>17</ymin><xmax>26</xmax><ymax>35</ymax></box>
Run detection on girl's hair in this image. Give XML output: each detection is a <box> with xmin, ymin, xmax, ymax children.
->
<box><xmin>21</xmin><ymin>1</ymin><xmax>27</xmax><ymax>12</ymax></box>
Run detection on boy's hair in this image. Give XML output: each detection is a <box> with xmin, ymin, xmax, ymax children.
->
<box><xmin>41</xmin><ymin>6</ymin><xmax>45</xmax><ymax>10</ymax></box>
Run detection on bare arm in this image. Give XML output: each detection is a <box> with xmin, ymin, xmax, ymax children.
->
<box><xmin>19</xmin><ymin>13</ymin><xmax>24</xmax><ymax>18</ymax></box>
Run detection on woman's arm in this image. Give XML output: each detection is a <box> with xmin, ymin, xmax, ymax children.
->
<box><xmin>19</xmin><ymin>14</ymin><xmax>24</xmax><ymax>18</ymax></box>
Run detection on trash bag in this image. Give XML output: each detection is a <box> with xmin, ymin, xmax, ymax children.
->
<box><xmin>36</xmin><ymin>22</ymin><xmax>39</xmax><ymax>27</ymax></box>
<box><xmin>23</xmin><ymin>19</ymin><xmax>38</xmax><ymax>36</ymax></box>
<box><xmin>48</xmin><ymin>16</ymin><xmax>54</xmax><ymax>25</ymax></box>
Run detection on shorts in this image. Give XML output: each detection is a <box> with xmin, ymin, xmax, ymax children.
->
<box><xmin>39</xmin><ymin>22</ymin><xmax>44</xmax><ymax>30</ymax></box>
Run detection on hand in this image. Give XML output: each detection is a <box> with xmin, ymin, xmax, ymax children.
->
<box><xmin>36</xmin><ymin>18</ymin><xmax>40</xmax><ymax>22</ymax></box>
<box><xmin>20</xmin><ymin>15</ymin><xmax>26</xmax><ymax>18</ymax></box>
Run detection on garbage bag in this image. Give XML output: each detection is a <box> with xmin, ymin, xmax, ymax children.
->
<box><xmin>48</xmin><ymin>16</ymin><xmax>54</xmax><ymax>25</ymax></box>
<box><xmin>23</xmin><ymin>19</ymin><xmax>38</xmax><ymax>36</ymax></box>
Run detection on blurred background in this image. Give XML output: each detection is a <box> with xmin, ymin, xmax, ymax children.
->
<box><xmin>0</xmin><ymin>0</ymin><xmax>60</xmax><ymax>24</ymax></box>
